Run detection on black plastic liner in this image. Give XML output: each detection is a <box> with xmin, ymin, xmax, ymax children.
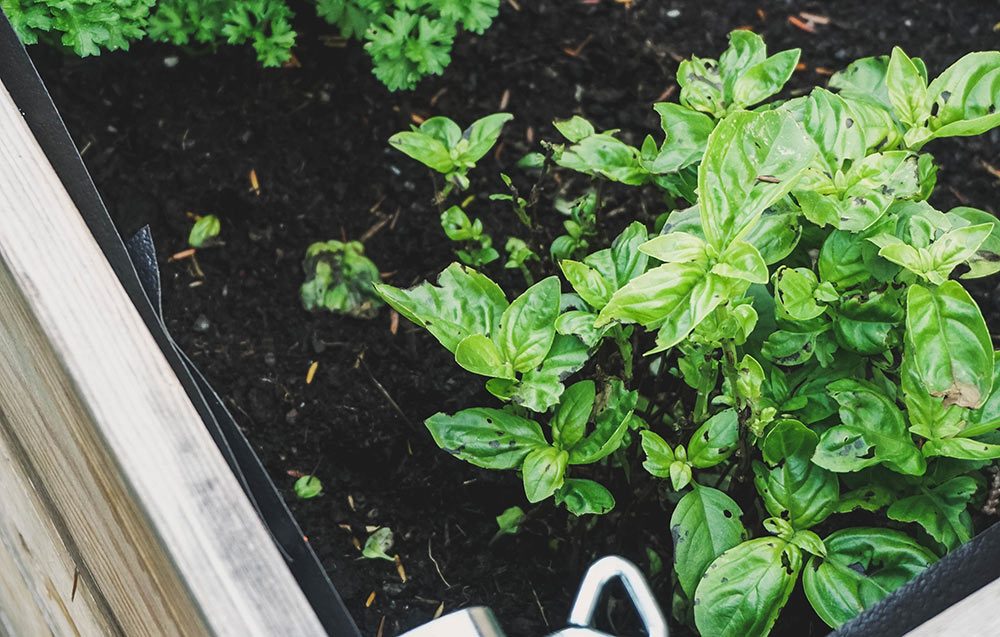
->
<box><xmin>2</xmin><ymin>12</ymin><xmax>997</xmax><ymax>636</ymax></box>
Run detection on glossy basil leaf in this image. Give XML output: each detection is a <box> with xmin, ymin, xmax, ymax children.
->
<box><xmin>833</xmin><ymin>288</ymin><xmax>904</xmax><ymax>355</ymax></box>
<box><xmin>887</xmin><ymin>47</ymin><xmax>930</xmax><ymax>126</ymax></box>
<box><xmin>522</xmin><ymin>447</ymin><xmax>568</xmax><ymax>503</ymax></box>
<box><xmin>966</xmin><ymin>353</ymin><xmax>1000</xmax><ymax>437</ymax></box>
<box><xmin>678</xmin><ymin>55</ymin><xmax>725</xmax><ymax>116</ymax></box>
<box><xmin>375</xmin><ymin>263</ymin><xmax>507</xmax><ymax>353</ymax></box>
<box><xmin>509</xmin><ymin>335</ymin><xmax>591</xmax><ymax>413</ymax></box>
<box><xmin>718</xmin><ymin>30</ymin><xmax>766</xmax><ymax>98</ymax></box>
<box><xmin>733</xmin><ymin>48</ymin><xmax>801</xmax><ymax>108</ymax></box>
<box><xmin>498</xmin><ymin>277</ymin><xmax>561</xmax><ymax>372</ymax></box>
<box><xmin>762</xmin><ymin>324</ymin><xmax>835</xmax><ymax>367</ymax></box>
<box><xmin>813</xmin><ymin>379</ymin><xmax>925</xmax><ymax>475</ymax></box>
<box><xmin>648</xmin><ymin>102</ymin><xmax>714</xmax><ymax>173</ymax></box>
<box><xmin>829</xmin><ymin>55</ymin><xmax>893</xmax><ymax>111</ymax></box>
<box><xmin>742</xmin><ymin>204</ymin><xmax>802</xmax><ymax>265</ymax></box>
<box><xmin>671</xmin><ymin>485</ymin><xmax>748</xmax><ymax>598</ymax></box>
<box><xmin>462</xmin><ymin>113</ymin><xmax>514</xmax><ymax>163</ymax></box>
<box><xmin>792</xmin><ymin>88</ymin><xmax>896</xmax><ymax>173</ymax></box>
<box><xmin>926</xmin><ymin>52</ymin><xmax>1000</xmax><ymax>140</ymax></box>
<box><xmin>555</xmin><ymin>310</ymin><xmax>606</xmax><ymax>347</ymax></box>
<box><xmin>555</xmin><ymin>478</ymin><xmax>615</xmax><ymax>515</ymax></box>
<box><xmin>687</xmin><ymin>409</ymin><xmax>739</xmax><ymax>469</ymax></box>
<box><xmin>552</xmin><ymin>380</ymin><xmax>596</xmax><ymax>450</ymax></box>
<box><xmin>694</xmin><ymin>538</ymin><xmax>801</xmax><ymax>637</ymax></box>
<box><xmin>425</xmin><ymin>408</ymin><xmax>547</xmax><ymax>469</ymax></box>
<box><xmin>946</xmin><ymin>206</ymin><xmax>1000</xmax><ymax>279</ymax></box>
<box><xmin>639</xmin><ymin>231</ymin><xmax>709</xmax><ymax>265</ymax></box>
<box><xmin>921</xmin><ymin>437</ymin><xmax>1000</xmax><ymax>460</ymax></box>
<box><xmin>556</xmin><ymin>134</ymin><xmax>649</xmax><ymax>185</ymax></box>
<box><xmin>803</xmin><ymin>528</ymin><xmax>936</xmax><ymax>628</ymax></box>
<box><xmin>886</xmin><ymin>476</ymin><xmax>977</xmax><ymax>550</ymax></box>
<box><xmin>389</xmin><ymin>122</ymin><xmax>455</xmax><ymax>173</ymax></box>
<box><xmin>640</xmin><ymin>430</ymin><xmax>676</xmax><ymax>478</ymax></box>
<box><xmin>597</xmin><ymin>260</ymin><xmax>728</xmax><ymax>352</ymax></box>
<box><xmin>567</xmin><ymin>380</ymin><xmax>636</xmax><ymax>464</ymax></box>
<box><xmin>455</xmin><ymin>334</ymin><xmax>512</xmax><ymax>378</ymax></box>
<box><xmin>553</xmin><ymin>115</ymin><xmax>595</xmax><ymax>143</ymax></box>
<box><xmin>713</xmin><ymin>240</ymin><xmax>769</xmax><ymax>284</ymax></box>
<box><xmin>906</xmin><ymin>282</ymin><xmax>993</xmax><ymax>408</ymax></box>
<box><xmin>756</xmin><ymin>420</ymin><xmax>839</xmax><ymax>529</ymax></box>
<box><xmin>875</xmin><ymin>223</ymin><xmax>993</xmax><ymax>284</ymax></box>
<box><xmin>774</xmin><ymin>267</ymin><xmax>826</xmax><ymax>321</ymax></box>
<box><xmin>901</xmin><ymin>349</ymin><xmax>965</xmax><ymax>440</ymax></box>
<box><xmin>609</xmin><ymin>221</ymin><xmax>650</xmax><ymax>288</ymax></box>
<box><xmin>698</xmin><ymin>109</ymin><xmax>816</xmax><ymax>249</ymax></box>
<box><xmin>560</xmin><ymin>260</ymin><xmax>614</xmax><ymax>309</ymax></box>
<box><xmin>835</xmin><ymin>485</ymin><xmax>894</xmax><ymax>514</ymax></box>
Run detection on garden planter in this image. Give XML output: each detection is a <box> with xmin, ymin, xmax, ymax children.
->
<box><xmin>2</xmin><ymin>5</ymin><xmax>1000</xmax><ymax>637</ymax></box>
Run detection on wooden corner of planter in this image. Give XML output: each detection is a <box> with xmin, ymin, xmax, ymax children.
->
<box><xmin>0</xmin><ymin>80</ymin><xmax>324</xmax><ymax>635</ymax></box>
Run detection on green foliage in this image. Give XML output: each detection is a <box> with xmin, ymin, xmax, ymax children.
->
<box><xmin>188</xmin><ymin>213</ymin><xmax>221</xmax><ymax>248</ymax></box>
<box><xmin>293</xmin><ymin>474</ymin><xmax>323</xmax><ymax>499</ymax></box>
<box><xmin>8</xmin><ymin>0</ymin><xmax>500</xmax><ymax>89</ymax></box>
<box><xmin>362</xmin><ymin>526</ymin><xmax>395</xmax><ymax>561</ymax></box>
<box><xmin>495</xmin><ymin>505</ymin><xmax>524</xmax><ymax>535</ymax></box>
<box><xmin>300</xmin><ymin>240</ymin><xmax>383</xmax><ymax>318</ymax></box>
<box><xmin>379</xmin><ymin>32</ymin><xmax>1000</xmax><ymax>636</ymax></box>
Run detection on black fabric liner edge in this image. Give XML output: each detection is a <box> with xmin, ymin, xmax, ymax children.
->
<box><xmin>0</xmin><ymin>13</ymin><xmax>359</xmax><ymax>637</ymax></box>
<box><xmin>2</xmin><ymin>11</ymin><xmax>998</xmax><ymax>636</ymax></box>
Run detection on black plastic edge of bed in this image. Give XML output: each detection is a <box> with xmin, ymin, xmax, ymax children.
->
<box><xmin>0</xmin><ymin>13</ymin><xmax>360</xmax><ymax>637</ymax></box>
<box><xmin>3</xmin><ymin>13</ymin><xmax>999</xmax><ymax>637</ymax></box>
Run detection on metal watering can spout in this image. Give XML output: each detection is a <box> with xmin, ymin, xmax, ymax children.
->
<box><xmin>400</xmin><ymin>556</ymin><xmax>668</xmax><ymax>637</ymax></box>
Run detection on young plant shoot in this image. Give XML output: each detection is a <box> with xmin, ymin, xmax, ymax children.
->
<box><xmin>301</xmin><ymin>240</ymin><xmax>383</xmax><ymax>318</ymax></box>
<box><xmin>188</xmin><ymin>214</ymin><xmax>221</xmax><ymax>248</ymax></box>
<box><xmin>379</xmin><ymin>31</ymin><xmax>1000</xmax><ymax>637</ymax></box>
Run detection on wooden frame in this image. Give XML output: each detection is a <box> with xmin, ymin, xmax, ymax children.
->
<box><xmin>0</xmin><ymin>76</ymin><xmax>324</xmax><ymax>635</ymax></box>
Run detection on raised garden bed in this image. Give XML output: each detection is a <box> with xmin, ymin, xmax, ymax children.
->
<box><xmin>9</xmin><ymin>1</ymin><xmax>1000</xmax><ymax>635</ymax></box>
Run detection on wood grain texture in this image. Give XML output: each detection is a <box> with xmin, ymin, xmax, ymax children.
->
<box><xmin>0</xmin><ymin>78</ymin><xmax>324</xmax><ymax>636</ymax></box>
<box><xmin>905</xmin><ymin>576</ymin><xmax>1000</xmax><ymax>637</ymax></box>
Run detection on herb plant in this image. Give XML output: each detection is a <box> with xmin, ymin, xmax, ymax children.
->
<box><xmin>293</xmin><ymin>474</ymin><xmax>324</xmax><ymax>499</ymax></box>
<box><xmin>301</xmin><ymin>240</ymin><xmax>383</xmax><ymax>318</ymax></box>
<box><xmin>440</xmin><ymin>205</ymin><xmax>498</xmax><ymax>267</ymax></box>
<box><xmin>379</xmin><ymin>31</ymin><xmax>1000</xmax><ymax>636</ymax></box>
<box><xmin>188</xmin><ymin>213</ymin><xmax>221</xmax><ymax>248</ymax></box>
<box><xmin>6</xmin><ymin>0</ymin><xmax>500</xmax><ymax>89</ymax></box>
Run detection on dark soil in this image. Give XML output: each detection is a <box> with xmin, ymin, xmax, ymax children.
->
<box><xmin>31</xmin><ymin>1</ymin><xmax>1000</xmax><ymax>635</ymax></box>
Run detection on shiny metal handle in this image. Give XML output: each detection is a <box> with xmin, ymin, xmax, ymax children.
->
<box><xmin>399</xmin><ymin>606</ymin><xmax>506</xmax><ymax>637</ymax></box>
<box><xmin>563</xmin><ymin>555</ymin><xmax>669</xmax><ymax>637</ymax></box>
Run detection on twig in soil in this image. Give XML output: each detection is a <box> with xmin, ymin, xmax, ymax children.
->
<box><xmin>787</xmin><ymin>15</ymin><xmax>817</xmax><ymax>33</ymax></box>
<box><xmin>799</xmin><ymin>11</ymin><xmax>830</xmax><ymax>25</ymax></box>
<box><xmin>366</xmin><ymin>591</ymin><xmax>376</xmax><ymax>608</ymax></box>
<box><xmin>71</xmin><ymin>568</ymin><xmax>80</xmax><ymax>602</ymax></box>
<box><xmin>434</xmin><ymin>603</ymin><xmax>445</xmax><ymax>620</ymax></box>
<box><xmin>428</xmin><ymin>538</ymin><xmax>451</xmax><ymax>587</ymax></box>
<box><xmin>981</xmin><ymin>160</ymin><xmax>1000</xmax><ymax>181</ymax></box>
<box><xmin>531</xmin><ymin>584</ymin><xmax>550</xmax><ymax>627</ymax></box>
<box><xmin>306</xmin><ymin>360</ymin><xmax>319</xmax><ymax>385</ymax></box>
<box><xmin>395</xmin><ymin>555</ymin><xmax>408</xmax><ymax>583</ymax></box>
<box><xmin>389</xmin><ymin>311</ymin><xmax>400</xmax><ymax>335</ymax></box>
<box><xmin>360</xmin><ymin>216</ymin><xmax>390</xmax><ymax>243</ymax></box>
<box><xmin>359</xmin><ymin>358</ymin><xmax>415</xmax><ymax>428</ymax></box>
<box><xmin>654</xmin><ymin>85</ymin><xmax>677</xmax><ymax>102</ymax></box>
<box><xmin>506</xmin><ymin>0</ymin><xmax>521</xmax><ymax>11</ymax></box>
<box><xmin>376</xmin><ymin>616</ymin><xmax>386</xmax><ymax>637</ymax></box>
<box><xmin>249</xmin><ymin>168</ymin><xmax>261</xmax><ymax>196</ymax></box>
<box><xmin>499</xmin><ymin>88</ymin><xmax>511</xmax><ymax>110</ymax></box>
<box><xmin>563</xmin><ymin>34</ymin><xmax>595</xmax><ymax>58</ymax></box>
<box><xmin>430</xmin><ymin>87</ymin><xmax>448</xmax><ymax>106</ymax></box>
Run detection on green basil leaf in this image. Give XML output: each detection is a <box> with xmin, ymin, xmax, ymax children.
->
<box><xmin>552</xmin><ymin>380</ymin><xmax>596</xmax><ymax>450</ymax></box>
<box><xmin>966</xmin><ymin>353</ymin><xmax>1000</xmax><ymax>437</ymax></box>
<box><xmin>462</xmin><ymin>113</ymin><xmax>514</xmax><ymax>163</ymax></box>
<box><xmin>742</xmin><ymin>204</ymin><xmax>802</xmax><ymax>265</ymax></box>
<box><xmin>756</xmin><ymin>420</ymin><xmax>839</xmax><ymax>529</ymax></box>
<box><xmin>648</xmin><ymin>102</ymin><xmax>714</xmax><ymax>173</ymax></box>
<box><xmin>813</xmin><ymin>379</ymin><xmax>925</xmax><ymax>475</ymax></box>
<box><xmin>921</xmin><ymin>437</ymin><xmax>1000</xmax><ymax>461</ymax></box>
<box><xmin>522</xmin><ymin>447</ymin><xmax>569</xmax><ymax>503</ymax></box>
<box><xmin>694</xmin><ymin>538</ymin><xmax>801</xmax><ymax>637</ymax></box>
<box><xmin>906</xmin><ymin>281</ymin><xmax>993</xmax><ymax>408</ymax></box>
<box><xmin>774</xmin><ymin>267</ymin><xmax>826</xmax><ymax>321</ymax></box>
<box><xmin>946</xmin><ymin>206</ymin><xmax>1000</xmax><ymax>279</ymax></box>
<box><xmin>639</xmin><ymin>231</ymin><xmax>709</xmax><ymax>265</ymax></box>
<box><xmin>699</xmin><ymin>110</ymin><xmax>816</xmax><ymax>248</ymax></box>
<box><xmin>455</xmin><ymin>334</ymin><xmax>512</xmax><ymax>378</ymax></box>
<box><xmin>557</xmin><ymin>134</ymin><xmax>649</xmax><ymax>185</ymax></box>
<box><xmin>926</xmin><ymin>52</ymin><xmax>1000</xmax><ymax>139</ymax></box>
<box><xmin>498</xmin><ymin>276</ymin><xmax>560</xmax><ymax>372</ymax></box>
<box><xmin>555</xmin><ymin>310</ymin><xmax>605</xmax><ymax>347</ymax></box>
<box><xmin>374</xmin><ymin>263</ymin><xmax>508</xmax><ymax>353</ymax></box>
<box><xmin>803</xmin><ymin>528</ymin><xmax>936</xmax><ymax>628</ymax></box>
<box><xmin>420</xmin><ymin>116</ymin><xmax>463</xmax><ymax>147</ymax></box>
<box><xmin>389</xmin><ymin>126</ymin><xmax>455</xmax><ymax>173</ymax></box>
<box><xmin>829</xmin><ymin>55</ymin><xmax>892</xmax><ymax>111</ymax></box>
<box><xmin>425</xmin><ymin>408</ymin><xmax>546</xmax><ymax>470</ymax></box>
<box><xmin>671</xmin><ymin>485</ymin><xmax>748</xmax><ymax>598</ymax></box>
<box><xmin>687</xmin><ymin>409</ymin><xmax>739</xmax><ymax>469</ymax></box>
<box><xmin>640</xmin><ymin>430</ymin><xmax>676</xmax><ymax>477</ymax></box>
<box><xmin>511</xmin><ymin>370</ymin><xmax>563</xmax><ymax>413</ymax></box>
<box><xmin>733</xmin><ymin>48</ymin><xmax>800</xmax><ymax>108</ymax></box>
<box><xmin>496</xmin><ymin>506</ymin><xmax>525</xmax><ymax>535</ymax></box>
<box><xmin>609</xmin><ymin>221</ymin><xmax>650</xmax><ymax>288</ymax></box>
<box><xmin>833</xmin><ymin>288</ymin><xmax>904</xmax><ymax>355</ymax></box>
<box><xmin>887</xmin><ymin>47</ymin><xmax>930</xmax><ymax>126</ymax></box>
<box><xmin>555</xmin><ymin>478</ymin><xmax>615</xmax><ymax>515</ymax></box>
<box><xmin>718</xmin><ymin>30</ymin><xmax>767</xmax><ymax>100</ymax></box>
<box><xmin>886</xmin><ymin>476</ymin><xmax>977</xmax><ymax>550</ymax></box>
<box><xmin>713</xmin><ymin>240</ymin><xmax>769</xmax><ymax>284</ymax></box>
<box><xmin>901</xmin><ymin>348</ymin><xmax>965</xmax><ymax>440</ymax></box>
<box><xmin>553</xmin><ymin>115</ymin><xmax>595</xmax><ymax>143</ymax></box>
<box><xmin>670</xmin><ymin>461</ymin><xmax>694</xmax><ymax>491</ymax></box>
<box><xmin>188</xmin><ymin>214</ymin><xmax>221</xmax><ymax>248</ymax></box>
<box><xmin>560</xmin><ymin>260</ymin><xmax>614</xmax><ymax>309</ymax></box>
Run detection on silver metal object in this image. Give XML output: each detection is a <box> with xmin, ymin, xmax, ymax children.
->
<box><xmin>399</xmin><ymin>606</ymin><xmax>505</xmax><ymax>637</ymax></box>
<box><xmin>399</xmin><ymin>555</ymin><xmax>668</xmax><ymax>637</ymax></box>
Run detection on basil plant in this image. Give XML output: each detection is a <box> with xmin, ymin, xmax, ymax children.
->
<box><xmin>379</xmin><ymin>31</ymin><xmax>1000</xmax><ymax>636</ymax></box>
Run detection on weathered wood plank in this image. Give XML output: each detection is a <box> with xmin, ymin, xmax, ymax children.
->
<box><xmin>905</xmin><ymin>576</ymin><xmax>1000</xmax><ymax>637</ymax></box>
<box><xmin>0</xmin><ymin>76</ymin><xmax>325</xmax><ymax>635</ymax></box>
